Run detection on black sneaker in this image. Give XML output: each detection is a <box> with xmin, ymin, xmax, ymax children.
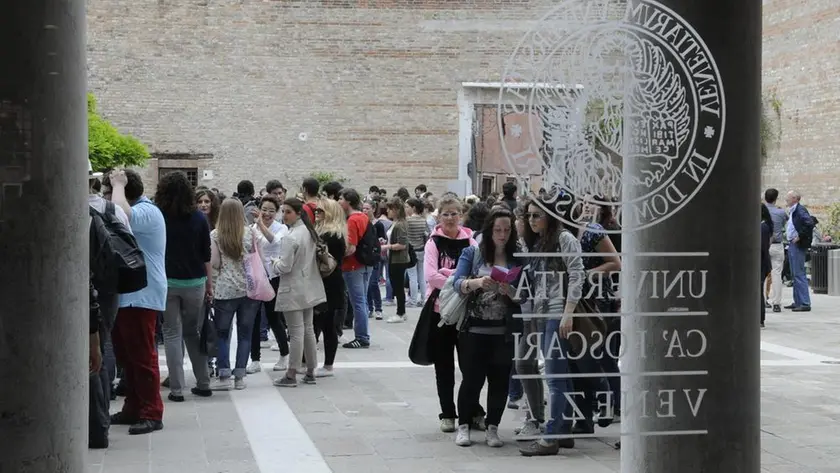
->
<box><xmin>784</xmin><ymin>303</ymin><xmax>797</xmax><ymax>309</ymax></box>
<box><xmin>128</xmin><ymin>419</ymin><xmax>163</xmax><ymax>435</ymax></box>
<box><xmin>168</xmin><ymin>393</ymin><xmax>185</xmax><ymax>402</ymax></box>
<box><xmin>191</xmin><ymin>387</ymin><xmax>213</xmax><ymax>397</ymax></box>
<box><xmin>764</xmin><ymin>300</ymin><xmax>771</xmax><ymax>309</ymax></box>
<box><xmin>573</xmin><ymin>421</ymin><xmax>594</xmax><ymax>434</ymax></box>
<box><xmin>596</xmin><ymin>413</ymin><xmax>614</xmax><ymax>428</ymax></box>
<box><xmin>113</xmin><ymin>380</ymin><xmax>127</xmax><ymax>397</ymax></box>
<box><xmin>161</xmin><ymin>377</ymin><xmax>170</xmax><ymax>388</ymax></box>
<box><xmin>792</xmin><ymin>306</ymin><xmax>811</xmax><ymax>312</ymax></box>
<box><xmin>110</xmin><ymin>412</ymin><xmax>137</xmax><ymax>425</ymax></box>
<box><xmin>342</xmin><ymin>339</ymin><xmax>370</xmax><ymax>349</ymax></box>
<box><xmin>773</xmin><ymin>305</ymin><xmax>781</xmax><ymax>313</ymax></box>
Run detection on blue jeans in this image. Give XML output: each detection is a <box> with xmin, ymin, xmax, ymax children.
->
<box><xmin>367</xmin><ymin>259</ymin><xmax>382</xmax><ymax>313</ymax></box>
<box><xmin>788</xmin><ymin>244</ymin><xmax>811</xmax><ymax>307</ymax></box>
<box><xmin>259</xmin><ymin>305</ymin><xmax>269</xmax><ymax>340</ymax></box>
<box><xmin>542</xmin><ymin>320</ymin><xmax>573</xmax><ymax>436</ymax></box>
<box><xmin>343</xmin><ymin>266</ymin><xmax>372</xmax><ymax>343</ymax></box>
<box><xmin>508</xmin><ymin>366</ymin><xmax>523</xmax><ymax>401</ymax></box>
<box><xmin>213</xmin><ymin>297</ymin><xmax>261</xmax><ymax>379</ymax></box>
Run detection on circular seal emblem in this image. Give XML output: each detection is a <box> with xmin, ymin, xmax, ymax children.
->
<box><xmin>498</xmin><ymin>0</ymin><xmax>726</xmax><ymax>233</ymax></box>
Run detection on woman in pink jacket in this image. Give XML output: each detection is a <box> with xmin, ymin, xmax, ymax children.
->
<box><xmin>423</xmin><ymin>195</ymin><xmax>486</xmax><ymax>434</ymax></box>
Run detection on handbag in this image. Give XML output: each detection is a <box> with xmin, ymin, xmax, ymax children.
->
<box><xmin>437</xmin><ymin>275</ymin><xmax>469</xmax><ymax>329</ymax></box>
<box><xmin>316</xmin><ymin>239</ymin><xmax>337</xmax><ymax>277</ymax></box>
<box><xmin>409</xmin><ymin>289</ymin><xmax>440</xmax><ymax>366</ymax></box>
<box><xmin>199</xmin><ymin>303</ymin><xmax>219</xmax><ymax>357</ymax></box>
<box><xmin>569</xmin><ymin>297</ymin><xmax>607</xmax><ymax>354</ymax></box>
<box><xmin>244</xmin><ymin>231</ymin><xmax>275</xmax><ymax>301</ymax></box>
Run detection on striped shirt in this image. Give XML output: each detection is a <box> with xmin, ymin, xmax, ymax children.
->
<box><xmin>406</xmin><ymin>215</ymin><xmax>428</xmax><ymax>250</ymax></box>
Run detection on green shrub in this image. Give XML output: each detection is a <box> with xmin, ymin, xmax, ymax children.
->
<box><xmin>88</xmin><ymin>93</ymin><xmax>150</xmax><ymax>171</ymax></box>
<box><xmin>822</xmin><ymin>203</ymin><xmax>840</xmax><ymax>242</ymax></box>
<box><xmin>309</xmin><ymin>171</ymin><xmax>346</xmax><ymax>189</ymax></box>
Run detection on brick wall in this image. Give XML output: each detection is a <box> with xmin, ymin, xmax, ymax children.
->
<box><xmin>762</xmin><ymin>0</ymin><xmax>840</xmax><ymax>213</ymax></box>
<box><xmin>87</xmin><ymin>0</ymin><xmax>839</xmax><ymax>208</ymax></box>
<box><xmin>86</xmin><ymin>0</ymin><xmax>550</xmax><ymax>196</ymax></box>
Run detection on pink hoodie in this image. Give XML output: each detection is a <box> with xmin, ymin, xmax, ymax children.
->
<box><xmin>423</xmin><ymin>224</ymin><xmax>476</xmax><ymax>313</ymax></box>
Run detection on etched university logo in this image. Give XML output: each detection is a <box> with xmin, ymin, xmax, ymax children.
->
<box><xmin>498</xmin><ymin>0</ymin><xmax>725</xmax><ymax>232</ymax></box>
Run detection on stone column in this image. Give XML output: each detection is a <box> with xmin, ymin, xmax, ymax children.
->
<box><xmin>0</xmin><ymin>1</ymin><xmax>89</xmax><ymax>472</ymax></box>
<box><xmin>621</xmin><ymin>0</ymin><xmax>761</xmax><ymax>472</ymax></box>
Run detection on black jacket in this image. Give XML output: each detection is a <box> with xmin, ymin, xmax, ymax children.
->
<box><xmin>791</xmin><ymin>204</ymin><xmax>815</xmax><ymax>249</ymax></box>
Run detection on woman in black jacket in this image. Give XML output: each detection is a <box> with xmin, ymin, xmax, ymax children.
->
<box><xmin>761</xmin><ymin>203</ymin><xmax>773</xmax><ymax>328</ymax></box>
<box><xmin>314</xmin><ymin>198</ymin><xmax>348</xmax><ymax>377</ymax></box>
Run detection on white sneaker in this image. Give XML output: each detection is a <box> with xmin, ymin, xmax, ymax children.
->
<box><xmin>246</xmin><ymin>361</ymin><xmax>262</xmax><ymax>374</ymax></box>
<box><xmin>314</xmin><ymin>367</ymin><xmax>334</xmax><ymax>378</ymax></box>
<box><xmin>440</xmin><ymin>418</ymin><xmax>456</xmax><ymax>433</ymax></box>
<box><xmin>386</xmin><ymin>315</ymin><xmax>405</xmax><ymax>324</ymax></box>
<box><xmin>234</xmin><ymin>378</ymin><xmax>246</xmax><ymax>390</ymax></box>
<box><xmin>515</xmin><ymin>420</ymin><xmax>543</xmax><ymax>438</ymax></box>
<box><xmin>455</xmin><ymin>424</ymin><xmax>471</xmax><ymax>447</ymax></box>
<box><xmin>210</xmin><ymin>378</ymin><xmax>232</xmax><ymax>391</ymax></box>
<box><xmin>271</xmin><ymin>343</ymin><xmax>280</xmax><ymax>352</ymax></box>
<box><xmin>273</xmin><ymin>355</ymin><xmax>289</xmax><ymax>371</ymax></box>
<box><xmin>375</xmin><ymin>311</ymin><xmax>383</xmax><ymax>320</ymax></box>
<box><xmin>485</xmin><ymin>425</ymin><xmax>503</xmax><ymax>448</ymax></box>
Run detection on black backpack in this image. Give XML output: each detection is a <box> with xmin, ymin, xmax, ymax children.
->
<box><xmin>89</xmin><ymin>202</ymin><xmax>148</xmax><ymax>294</ymax></box>
<box><xmin>354</xmin><ymin>221</ymin><xmax>380</xmax><ymax>267</ymax></box>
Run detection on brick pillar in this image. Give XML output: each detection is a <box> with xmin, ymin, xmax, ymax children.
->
<box><xmin>0</xmin><ymin>1</ymin><xmax>89</xmax><ymax>471</ymax></box>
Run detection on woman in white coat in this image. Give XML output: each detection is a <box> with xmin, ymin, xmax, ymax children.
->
<box><xmin>272</xmin><ymin>197</ymin><xmax>327</xmax><ymax>388</ymax></box>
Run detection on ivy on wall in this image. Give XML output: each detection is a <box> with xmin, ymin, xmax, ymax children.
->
<box><xmin>760</xmin><ymin>89</ymin><xmax>783</xmax><ymax>163</ymax></box>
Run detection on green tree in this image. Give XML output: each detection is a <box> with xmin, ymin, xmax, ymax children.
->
<box><xmin>88</xmin><ymin>93</ymin><xmax>150</xmax><ymax>171</ymax></box>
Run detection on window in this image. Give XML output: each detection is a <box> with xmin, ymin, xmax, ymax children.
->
<box><xmin>159</xmin><ymin>168</ymin><xmax>198</xmax><ymax>187</ymax></box>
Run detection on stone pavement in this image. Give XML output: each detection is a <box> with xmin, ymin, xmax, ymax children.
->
<box><xmin>89</xmin><ymin>287</ymin><xmax>840</xmax><ymax>473</ymax></box>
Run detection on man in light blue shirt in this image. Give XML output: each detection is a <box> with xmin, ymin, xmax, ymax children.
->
<box><xmin>102</xmin><ymin>170</ymin><xmax>167</xmax><ymax>435</ymax></box>
<box><xmin>763</xmin><ymin>188</ymin><xmax>787</xmax><ymax>312</ymax></box>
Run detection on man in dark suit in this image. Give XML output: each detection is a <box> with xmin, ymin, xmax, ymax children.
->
<box><xmin>784</xmin><ymin>190</ymin><xmax>815</xmax><ymax>312</ymax></box>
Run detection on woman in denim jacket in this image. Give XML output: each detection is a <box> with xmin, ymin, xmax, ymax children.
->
<box><xmin>451</xmin><ymin>207</ymin><xmax>523</xmax><ymax>448</ymax></box>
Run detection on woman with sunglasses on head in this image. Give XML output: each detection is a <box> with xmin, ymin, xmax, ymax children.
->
<box><xmin>423</xmin><ymin>196</ymin><xmax>486</xmax><ymax>434</ymax></box>
<box><xmin>451</xmin><ymin>207</ymin><xmax>523</xmax><ymax>448</ymax></box>
<box><xmin>518</xmin><ymin>195</ymin><xmax>587</xmax><ymax>456</ymax></box>
<box><xmin>245</xmin><ymin>195</ymin><xmax>291</xmax><ymax>375</ymax></box>
<box><xmin>314</xmin><ymin>198</ymin><xmax>348</xmax><ymax>377</ymax></box>
<box><xmin>272</xmin><ymin>198</ymin><xmax>327</xmax><ymax>388</ymax></box>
